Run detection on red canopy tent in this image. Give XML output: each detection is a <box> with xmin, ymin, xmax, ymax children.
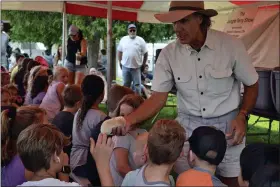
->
<box><xmin>2</xmin><ymin>1</ymin><xmax>279</xmax><ymax>91</ymax></box>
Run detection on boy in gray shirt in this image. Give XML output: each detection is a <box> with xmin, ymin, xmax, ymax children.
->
<box><xmin>122</xmin><ymin>119</ymin><xmax>186</xmax><ymax>186</ymax></box>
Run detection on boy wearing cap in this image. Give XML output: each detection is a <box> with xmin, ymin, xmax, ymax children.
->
<box><xmin>176</xmin><ymin>126</ymin><xmax>227</xmax><ymax>187</ymax></box>
<box><xmin>117</xmin><ymin>24</ymin><xmax>148</xmax><ymax>95</ymax></box>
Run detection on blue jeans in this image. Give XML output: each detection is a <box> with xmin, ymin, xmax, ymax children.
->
<box><xmin>122</xmin><ymin>66</ymin><xmax>141</xmax><ymax>95</ymax></box>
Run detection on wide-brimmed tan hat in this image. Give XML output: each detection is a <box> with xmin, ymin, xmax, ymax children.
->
<box><xmin>155</xmin><ymin>1</ymin><xmax>218</xmax><ymax>23</ymax></box>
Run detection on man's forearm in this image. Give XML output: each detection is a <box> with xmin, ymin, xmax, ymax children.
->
<box><xmin>125</xmin><ymin>92</ymin><xmax>168</xmax><ymax>126</ymax></box>
<box><xmin>118</xmin><ymin>52</ymin><xmax>122</xmax><ymax>68</ymax></box>
<box><xmin>239</xmin><ymin>81</ymin><xmax>259</xmax><ymax>116</ymax></box>
<box><xmin>143</xmin><ymin>53</ymin><xmax>148</xmax><ymax>65</ymax></box>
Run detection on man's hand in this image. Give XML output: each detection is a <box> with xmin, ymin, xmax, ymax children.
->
<box><xmin>110</xmin><ymin>117</ymin><xmax>135</xmax><ymax>136</ymax></box>
<box><xmin>90</xmin><ymin>134</ymin><xmax>114</xmax><ymax>166</ymax></box>
<box><xmin>227</xmin><ymin>114</ymin><xmax>247</xmax><ymax>146</ymax></box>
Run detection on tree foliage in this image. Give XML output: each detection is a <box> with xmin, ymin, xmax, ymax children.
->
<box><xmin>2</xmin><ymin>10</ymin><xmax>175</xmax><ymax>48</ymax></box>
<box><xmin>2</xmin><ymin>10</ymin><xmax>62</xmax><ymax>49</ymax></box>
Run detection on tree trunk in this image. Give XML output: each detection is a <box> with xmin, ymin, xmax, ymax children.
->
<box><xmin>111</xmin><ymin>39</ymin><xmax>116</xmax><ymax>81</ymax></box>
<box><xmin>87</xmin><ymin>37</ymin><xmax>100</xmax><ymax>69</ymax></box>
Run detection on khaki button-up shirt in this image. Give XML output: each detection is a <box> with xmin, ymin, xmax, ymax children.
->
<box><xmin>152</xmin><ymin>29</ymin><xmax>258</xmax><ymax>118</ymax></box>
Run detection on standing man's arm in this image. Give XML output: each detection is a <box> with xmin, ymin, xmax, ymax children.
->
<box><xmin>230</xmin><ymin>39</ymin><xmax>259</xmax><ymax>145</ymax></box>
<box><xmin>141</xmin><ymin>52</ymin><xmax>148</xmax><ymax>72</ymax></box>
<box><xmin>117</xmin><ymin>39</ymin><xmax>123</xmax><ymax>69</ymax></box>
<box><xmin>141</xmin><ymin>38</ymin><xmax>148</xmax><ymax>72</ymax></box>
<box><xmin>124</xmin><ymin>48</ymin><xmax>173</xmax><ymax>129</ymax></box>
<box><xmin>118</xmin><ymin>51</ymin><xmax>123</xmax><ymax>69</ymax></box>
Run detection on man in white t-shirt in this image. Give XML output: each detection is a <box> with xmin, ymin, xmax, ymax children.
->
<box><xmin>117</xmin><ymin>24</ymin><xmax>148</xmax><ymax>95</ymax></box>
<box><xmin>1</xmin><ymin>21</ymin><xmax>10</xmax><ymax>69</ymax></box>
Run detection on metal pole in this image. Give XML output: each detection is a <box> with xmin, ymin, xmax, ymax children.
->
<box><xmin>62</xmin><ymin>1</ymin><xmax>67</xmax><ymax>65</ymax></box>
<box><xmin>107</xmin><ymin>1</ymin><xmax>112</xmax><ymax>96</ymax></box>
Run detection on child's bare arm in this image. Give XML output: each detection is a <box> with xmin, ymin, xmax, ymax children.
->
<box><xmin>115</xmin><ymin>148</ymin><xmax>132</xmax><ymax>177</ymax></box>
<box><xmin>90</xmin><ymin>134</ymin><xmax>114</xmax><ymax>186</ymax></box>
<box><xmin>56</xmin><ymin>83</ymin><xmax>65</xmax><ymax>109</ymax></box>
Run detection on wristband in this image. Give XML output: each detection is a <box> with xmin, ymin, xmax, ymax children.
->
<box><xmin>238</xmin><ymin>110</ymin><xmax>249</xmax><ymax>120</ymax></box>
<box><xmin>61</xmin><ymin>165</ymin><xmax>71</xmax><ymax>174</ymax></box>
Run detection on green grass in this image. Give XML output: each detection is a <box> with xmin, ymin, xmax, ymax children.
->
<box><xmin>99</xmin><ymin>95</ymin><xmax>280</xmax><ymax>144</ymax></box>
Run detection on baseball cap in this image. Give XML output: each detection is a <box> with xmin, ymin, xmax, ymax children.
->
<box><xmin>69</xmin><ymin>25</ymin><xmax>79</xmax><ymax>36</ymax></box>
<box><xmin>128</xmin><ymin>24</ymin><xmax>136</xmax><ymax>29</ymax></box>
<box><xmin>188</xmin><ymin>126</ymin><xmax>227</xmax><ymax>166</ymax></box>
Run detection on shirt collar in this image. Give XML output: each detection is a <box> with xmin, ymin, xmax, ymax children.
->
<box><xmin>177</xmin><ymin>30</ymin><xmax>215</xmax><ymax>54</ymax></box>
<box><xmin>203</xmin><ymin>29</ymin><xmax>215</xmax><ymax>50</ymax></box>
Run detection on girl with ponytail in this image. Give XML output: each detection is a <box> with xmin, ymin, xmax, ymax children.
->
<box><xmin>70</xmin><ymin>74</ymin><xmax>106</xmax><ymax>182</ymax></box>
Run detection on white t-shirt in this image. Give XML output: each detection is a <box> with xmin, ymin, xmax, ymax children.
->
<box><xmin>117</xmin><ymin>36</ymin><xmax>148</xmax><ymax>69</ymax></box>
<box><xmin>1</xmin><ymin>31</ymin><xmax>9</xmax><ymax>56</ymax></box>
<box><xmin>18</xmin><ymin>178</ymin><xmax>80</xmax><ymax>186</ymax></box>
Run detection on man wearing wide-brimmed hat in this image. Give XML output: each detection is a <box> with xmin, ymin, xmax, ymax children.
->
<box><xmin>109</xmin><ymin>1</ymin><xmax>259</xmax><ymax>186</ymax></box>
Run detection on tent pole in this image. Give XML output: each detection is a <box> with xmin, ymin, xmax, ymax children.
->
<box><xmin>62</xmin><ymin>1</ymin><xmax>67</xmax><ymax>65</ymax></box>
<box><xmin>107</xmin><ymin>0</ymin><xmax>112</xmax><ymax>109</ymax></box>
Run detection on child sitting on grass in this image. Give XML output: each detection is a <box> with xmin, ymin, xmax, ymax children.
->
<box><xmin>238</xmin><ymin>143</ymin><xmax>280</xmax><ymax>187</ymax></box>
<box><xmin>70</xmin><ymin>75</ymin><xmax>106</xmax><ymax>185</ymax></box>
<box><xmin>122</xmin><ymin>119</ymin><xmax>186</xmax><ymax>186</ymax></box>
<box><xmin>3</xmin><ymin>84</ymin><xmax>22</xmax><ymax>107</ymax></box>
<box><xmin>176</xmin><ymin>126</ymin><xmax>227</xmax><ymax>187</ymax></box>
<box><xmin>24</xmin><ymin>75</ymin><xmax>49</xmax><ymax>106</ymax></box>
<box><xmin>40</xmin><ymin>67</ymin><xmax>68</xmax><ymax>121</ymax></box>
<box><xmin>52</xmin><ymin>84</ymin><xmax>82</xmax><ymax>157</ymax></box>
<box><xmin>108</xmin><ymin>94</ymin><xmax>147</xmax><ymax>186</ymax></box>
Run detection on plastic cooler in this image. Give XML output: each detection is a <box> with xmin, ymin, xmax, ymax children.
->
<box><xmin>271</xmin><ymin>69</ymin><xmax>280</xmax><ymax>114</ymax></box>
<box><xmin>255</xmin><ymin>67</ymin><xmax>274</xmax><ymax>111</ymax></box>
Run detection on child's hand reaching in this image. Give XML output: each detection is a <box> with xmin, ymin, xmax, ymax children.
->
<box><xmin>90</xmin><ymin>134</ymin><xmax>114</xmax><ymax>186</ymax></box>
<box><xmin>90</xmin><ymin>133</ymin><xmax>114</xmax><ymax>166</ymax></box>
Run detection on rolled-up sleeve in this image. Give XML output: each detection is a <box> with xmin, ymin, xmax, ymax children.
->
<box><xmin>233</xmin><ymin>39</ymin><xmax>258</xmax><ymax>86</ymax></box>
<box><xmin>151</xmin><ymin>49</ymin><xmax>174</xmax><ymax>92</ymax></box>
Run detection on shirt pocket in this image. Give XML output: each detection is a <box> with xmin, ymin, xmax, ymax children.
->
<box><xmin>205</xmin><ymin>66</ymin><xmax>234</xmax><ymax>95</ymax></box>
<box><xmin>174</xmin><ymin>72</ymin><xmax>196</xmax><ymax>97</ymax></box>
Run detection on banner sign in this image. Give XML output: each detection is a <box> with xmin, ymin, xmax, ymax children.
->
<box><xmin>224</xmin><ymin>7</ymin><xmax>258</xmax><ymax>37</ymax></box>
